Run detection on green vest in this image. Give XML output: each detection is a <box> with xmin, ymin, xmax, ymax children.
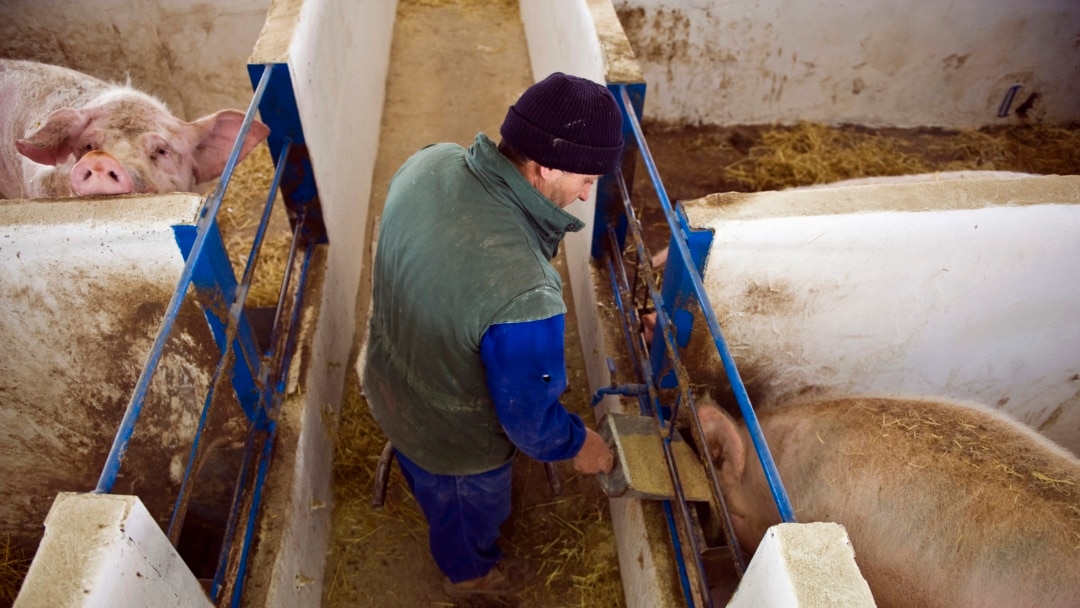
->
<box><xmin>364</xmin><ymin>134</ymin><xmax>585</xmax><ymax>475</ymax></box>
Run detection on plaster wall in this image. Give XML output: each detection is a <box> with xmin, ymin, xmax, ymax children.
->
<box><xmin>613</xmin><ymin>0</ymin><xmax>1080</xmax><ymax>128</ymax></box>
<box><xmin>0</xmin><ymin>194</ymin><xmax>249</xmax><ymax>561</ymax></box>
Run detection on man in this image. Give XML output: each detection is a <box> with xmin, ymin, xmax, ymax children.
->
<box><xmin>363</xmin><ymin>72</ymin><xmax>622</xmax><ymax>596</ymax></box>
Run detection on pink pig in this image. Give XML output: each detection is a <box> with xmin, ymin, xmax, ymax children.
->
<box><xmin>0</xmin><ymin>59</ymin><xmax>269</xmax><ymax>199</ymax></box>
<box><xmin>696</xmin><ymin>394</ymin><xmax>1080</xmax><ymax>608</ymax></box>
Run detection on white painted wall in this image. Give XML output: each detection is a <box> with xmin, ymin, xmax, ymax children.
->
<box><xmin>613</xmin><ymin>0</ymin><xmax>1080</xmax><ymax>128</ymax></box>
<box><xmin>520</xmin><ymin>0</ymin><xmax>616</xmax><ymax>406</ymax></box>
<box><xmin>684</xmin><ymin>174</ymin><xmax>1080</xmax><ymax>454</ymax></box>
<box><xmin>15</xmin><ymin>493</ymin><xmax>212</xmax><ymax>608</ymax></box>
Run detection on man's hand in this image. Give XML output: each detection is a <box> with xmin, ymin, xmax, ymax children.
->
<box><xmin>571</xmin><ymin>428</ymin><xmax>615</xmax><ymax>474</ymax></box>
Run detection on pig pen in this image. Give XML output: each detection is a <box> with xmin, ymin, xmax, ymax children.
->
<box><xmin>590</xmin><ymin>1</ymin><xmax>1080</xmax><ymax>605</ymax></box>
<box><xmin>0</xmin><ymin>1</ymin><xmax>335</xmax><ymax>606</ymax></box>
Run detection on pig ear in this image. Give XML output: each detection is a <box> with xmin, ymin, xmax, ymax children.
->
<box><xmin>189</xmin><ymin>109</ymin><xmax>271</xmax><ymax>184</ymax></box>
<box><xmin>697</xmin><ymin>402</ymin><xmax>746</xmax><ymax>485</ymax></box>
<box><xmin>15</xmin><ymin>108</ymin><xmax>90</xmax><ymax>166</ymax></box>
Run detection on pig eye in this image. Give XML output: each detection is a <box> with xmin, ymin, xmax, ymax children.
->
<box><xmin>83</xmin><ymin>143</ymin><xmax>95</xmax><ymax>152</ymax></box>
<box><xmin>156</xmin><ymin>147</ymin><xmax>168</xmax><ymax>157</ymax></box>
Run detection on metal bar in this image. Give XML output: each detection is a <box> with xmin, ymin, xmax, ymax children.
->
<box><xmin>603</xmin><ymin>251</ymin><xmax>661</xmax><ymax>418</ymax></box>
<box><xmin>605</xmin><ymin>224</ymin><xmax>722</xmax><ymax>602</ymax></box>
<box><xmin>235</xmin><ymin>138</ymin><xmax>293</xmax><ymax>305</ymax></box>
<box><xmin>205</xmin><ymin>64</ymin><xmax>276</xmax><ymax>215</ymax></box>
<box><xmin>167</xmin><ymin>345</ymin><xmax>234</xmax><ymax>545</ymax></box>
<box><xmin>211</xmin><ymin>412</ymin><xmax>260</xmax><ymax>602</ymax></box>
<box><xmin>372</xmin><ymin>441</ymin><xmax>395</xmax><ymax>508</ymax></box>
<box><xmin>544</xmin><ymin>462</ymin><xmax>562</xmax><ymax>497</ymax></box>
<box><xmin>661</xmin><ymin>499</ymin><xmax>697</xmax><ymax>608</ymax></box>
<box><xmin>230</xmin><ymin>421</ymin><xmax>278</xmax><ymax>608</ymax></box>
<box><xmin>211</xmin><ymin>206</ymin><xmax>308</xmax><ymax>599</ymax></box>
<box><xmin>166</xmin><ymin>138</ymin><xmax>293</xmax><ymax>544</ymax></box>
<box><xmin>229</xmin><ymin>238</ymin><xmax>315</xmax><ymax>606</ymax></box>
<box><xmin>659</xmin><ymin>417</ymin><xmax>715</xmax><ymax>607</ymax></box>
<box><xmin>94</xmin><ymin>63</ymin><xmax>275</xmax><ymax>494</ymax></box>
<box><xmin>256</xmin><ymin>204</ymin><xmax>306</xmax><ymax>422</ymax></box>
<box><xmin>609</xmin><ymin>164</ymin><xmax>747</xmax><ymax>576</ymax></box>
<box><xmin>998</xmin><ymin>84</ymin><xmax>1023</xmax><ymax>118</ymax></box>
<box><xmin>589</xmin><ymin>382</ymin><xmax>648</xmax><ymax>408</ymax></box>
<box><xmin>615</xmin><ymin>85</ymin><xmax>796</xmax><ymax>524</ymax></box>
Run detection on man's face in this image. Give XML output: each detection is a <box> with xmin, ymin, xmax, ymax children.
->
<box><xmin>541</xmin><ymin>169</ymin><xmax>600</xmax><ymax>208</ymax></box>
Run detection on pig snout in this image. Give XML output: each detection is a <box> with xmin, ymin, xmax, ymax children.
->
<box><xmin>70</xmin><ymin>151</ymin><xmax>135</xmax><ymax>196</ymax></box>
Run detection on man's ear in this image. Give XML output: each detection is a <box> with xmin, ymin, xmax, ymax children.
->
<box><xmin>537</xmin><ymin>164</ymin><xmax>559</xmax><ymax>180</ymax></box>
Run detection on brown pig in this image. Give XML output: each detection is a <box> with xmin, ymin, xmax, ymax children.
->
<box><xmin>697</xmin><ymin>394</ymin><xmax>1080</xmax><ymax>608</ymax></box>
<box><xmin>0</xmin><ymin>59</ymin><xmax>269</xmax><ymax>199</ymax></box>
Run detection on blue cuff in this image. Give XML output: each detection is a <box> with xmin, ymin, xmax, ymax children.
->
<box><xmin>480</xmin><ymin>315</ymin><xmax>586</xmax><ymax>462</ymax></box>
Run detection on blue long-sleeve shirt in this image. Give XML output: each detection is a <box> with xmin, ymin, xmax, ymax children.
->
<box><xmin>480</xmin><ymin>315</ymin><xmax>586</xmax><ymax>462</ymax></box>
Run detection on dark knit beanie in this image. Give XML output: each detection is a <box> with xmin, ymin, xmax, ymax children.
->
<box><xmin>500</xmin><ymin>72</ymin><xmax>624</xmax><ymax>175</ymax></box>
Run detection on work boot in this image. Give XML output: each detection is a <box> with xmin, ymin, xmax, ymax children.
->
<box><xmin>442</xmin><ymin>556</ymin><xmax>534</xmax><ymax>597</ymax></box>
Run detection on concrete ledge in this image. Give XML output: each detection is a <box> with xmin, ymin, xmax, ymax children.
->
<box><xmin>729</xmin><ymin>522</ymin><xmax>875</xmax><ymax>608</ymax></box>
<box><xmin>15</xmin><ymin>493</ymin><xmax>211</xmax><ymax>608</ymax></box>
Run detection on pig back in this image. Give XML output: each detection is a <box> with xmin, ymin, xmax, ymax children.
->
<box><xmin>759</xmin><ymin>395</ymin><xmax>1080</xmax><ymax>608</ymax></box>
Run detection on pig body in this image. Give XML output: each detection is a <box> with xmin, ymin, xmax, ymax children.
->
<box><xmin>0</xmin><ymin>59</ymin><xmax>269</xmax><ymax>199</ymax></box>
<box><xmin>698</xmin><ymin>395</ymin><xmax>1080</xmax><ymax>608</ymax></box>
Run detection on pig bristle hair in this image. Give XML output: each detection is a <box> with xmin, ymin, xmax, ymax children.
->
<box><xmin>92</xmin><ymin>83</ymin><xmax>174</xmax><ymax>115</ymax></box>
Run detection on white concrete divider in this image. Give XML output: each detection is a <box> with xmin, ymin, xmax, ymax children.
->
<box><xmin>521</xmin><ymin>0</ymin><xmax>645</xmax><ymax>407</ymax></box>
<box><xmin>728</xmin><ymin>523</ymin><xmax>876</xmax><ymax>608</ymax></box>
<box><xmin>0</xmin><ymin>194</ymin><xmax>235</xmax><ymax>567</ymax></box>
<box><xmin>239</xmin><ymin>1</ymin><xmax>396</xmax><ymax>607</ymax></box>
<box><xmin>683</xmin><ymin>174</ymin><xmax>1080</xmax><ymax>454</ymax></box>
<box><xmin>15</xmin><ymin>493</ymin><xmax>212</xmax><ymax>608</ymax></box>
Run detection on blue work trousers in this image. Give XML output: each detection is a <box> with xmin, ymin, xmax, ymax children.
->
<box><xmin>395</xmin><ymin>449</ymin><xmax>513</xmax><ymax>583</ymax></box>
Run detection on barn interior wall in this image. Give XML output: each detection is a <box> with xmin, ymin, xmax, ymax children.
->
<box><xmin>613</xmin><ymin>0</ymin><xmax>1080</xmax><ymax>128</ymax></box>
<box><xmin>0</xmin><ymin>195</ymin><xmax>223</xmax><ymax>557</ymax></box>
<box><xmin>0</xmin><ymin>0</ymin><xmax>268</xmax><ymax>121</ymax></box>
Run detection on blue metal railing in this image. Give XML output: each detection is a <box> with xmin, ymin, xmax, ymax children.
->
<box><xmin>613</xmin><ymin>84</ymin><xmax>795</xmax><ymax>524</ymax></box>
<box><xmin>594</xmin><ymin>82</ymin><xmax>796</xmax><ymax>606</ymax></box>
<box><xmin>165</xmin><ymin>134</ymin><xmax>293</xmax><ymax>545</ymax></box>
<box><xmin>91</xmin><ymin>61</ymin><xmax>324</xmax><ymax>606</ymax></box>
<box><xmin>94</xmin><ymin>64</ymin><xmax>275</xmax><ymax>496</ymax></box>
